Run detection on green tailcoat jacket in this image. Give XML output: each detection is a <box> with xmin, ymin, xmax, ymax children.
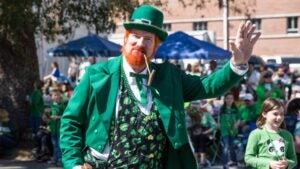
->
<box><xmin>60</xmin><ymin>56</ymin><xmax>243</xmax><ymax>169</ymax></box>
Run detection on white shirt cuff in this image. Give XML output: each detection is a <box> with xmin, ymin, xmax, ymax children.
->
<box><xmin>73</xmin><ymin>165</ymin><xmax>83</xmax><ymax>169</ymax></box>
<box><xmin>230</xmin><ymin>60</ymin><xmax>248</xmax><ymax>76</ymax></box>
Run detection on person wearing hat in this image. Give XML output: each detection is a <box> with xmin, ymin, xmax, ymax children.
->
<box><xmin>60</xmin><ymin>4</ymin><xmax>260</xmax><ymax>169</ymax></box>
<box><xmin>256</xmin><ymin>70</ymin><xmax>285</xmax><ymax>111</ymax></box>
<box><xmin>238</xmin><ymin>93</ymin><xmax>259</xmax><ymax>135</ymax></box>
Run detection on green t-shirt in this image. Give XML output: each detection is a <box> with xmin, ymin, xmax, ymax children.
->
<box><xmin>238</xmin><ymin>103</ymin><xmax>259</xmax><ymax>123</ymax></box>
<box><xmin>50</xmin><ymin>102</ymin><xmax>66</xmax><ymax>135</ymax></box>
<box><xmin>200</xmin><ymin>112</ymin><xmax>217</xmax><ymax>131</ymax></box>
<box><xmin>256</xmin><ymin>83</ymin><xmax>284</xmax><ymax>111</ymax></box>
<box><xmin>219</xmin><ymin>107</ymin><xmax>238</xmax><ymax>137</ymax></box>
<box><xmin>245</xmin><ymin>128</ymin><xmax>297</xmax><ymax>169</ymax></box>
<box><xmin>29</xmin><ymin>89</ymin><xmax>44</xmax><ymax>117</ymax></box>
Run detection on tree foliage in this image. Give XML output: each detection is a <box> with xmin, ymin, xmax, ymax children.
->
<box><xmin>0</xmin><ymin>0</ymin><xmax>163</xmax><ymax>131</ymax></box>
<box><xmin>0</xmin><ymin>0</ymin><xmax>256</xmax><ymax>134</ymax></box>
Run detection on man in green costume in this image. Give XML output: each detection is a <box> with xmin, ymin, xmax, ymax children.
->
<box><xmin>60</xmin><ymin>4</ymin><xmax>260</xmax><ymax>169</ymax></box>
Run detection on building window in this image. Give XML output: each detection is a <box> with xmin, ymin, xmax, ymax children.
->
<box><xmin>193</xmin><ymin>22</ymin><xmax>207</xmax><ymax>31</ymax></box>
<box><xmin>287</xmin><ymin>17</ymin><xmax>298</xmax><ymax>33</ymax></box>
<box><xmin>163</xmin><ymin>23</ymin><xmax>171</xmax><ymax>32</ymax></box>
<box><xmin>251</xmin><ymin>19</ymin><xmax>261</xmax><ymax>31</ymax></box>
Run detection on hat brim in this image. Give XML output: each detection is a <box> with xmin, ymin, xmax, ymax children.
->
<box><xmin>124</xmin><ymin>22</ymin><xmax>168</xmax><ymax>41</ymax></box>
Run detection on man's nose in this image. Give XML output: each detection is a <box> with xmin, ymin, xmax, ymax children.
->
<box><xmin>136</xmin><ymin>37</ymin><xmax>146</xmax><ymax>47</ymax></box>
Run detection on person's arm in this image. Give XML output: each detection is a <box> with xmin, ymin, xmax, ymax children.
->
<box><xmin>245</xmin><ymin>130</ymin><xmax>272</xmax><ymax>169</ymax></box>
<box><xmin>60</xmin><ymin>69</ymin><xmax>91</xmax><ymax>169</ymax></box>
<box><xmin>204</xmin><ymin>113</ymin><xmax>217</xmax><ymax>135</ymax></box>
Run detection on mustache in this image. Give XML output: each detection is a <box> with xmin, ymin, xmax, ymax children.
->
<box><xmin>132</xmin><ymin>46</ymin><xmax>146</xmax><ymax>54</ymax></box>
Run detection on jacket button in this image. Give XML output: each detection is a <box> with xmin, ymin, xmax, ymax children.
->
<box><xmin>177</xmin><ymin>123</ymin><xmax>182</xmax><ymax>129</ymax></box>
<box><xmin>98</xmin><ymin>145</ymin><xmax>102</xmax><ymax>149</ymax></box>
<box><xmin>92</xmin><ymin>117</ymin><xmax>95</xmax><ymax>121</ymax></box>
<box><xmin>94</xmin><ymin>129</ymin><xmax>98</xmax><ymax>133</ymax></box>
<box><xmin>174</xmin><ymin>142</ymin><xmax>179</xmax><ymax>148</ymax></box>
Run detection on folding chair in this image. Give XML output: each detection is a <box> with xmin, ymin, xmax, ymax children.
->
<box><xmin>206</xmin><ymin>130</ymin><xmax>222</xmax><ymax>165</ymax></box>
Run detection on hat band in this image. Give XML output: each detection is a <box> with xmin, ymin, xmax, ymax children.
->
<box><xmin>133</xmin><ymin>18</ymin><xmax>152</xmax><ymax>25</ymax></box>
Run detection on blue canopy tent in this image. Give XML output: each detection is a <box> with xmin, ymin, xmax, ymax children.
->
<box><xmin>47</xmin><ymin>34</ymin><xmax>122</xmax><ymax>57</ymax></box>
<box><xmin>155</xmin><ymin>31</ymin><xmax>231</xmax><ymax>60</ymax></box>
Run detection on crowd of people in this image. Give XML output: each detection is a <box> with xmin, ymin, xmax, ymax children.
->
<box><xmin>0</xmin><ymin>57</ymin><xmax>96</xmax><ymax>164</ymax></box>
<box><xmin>184</xmin><ymin>59</ymin><xmax>300</xmax><ymax>168</ymax></box>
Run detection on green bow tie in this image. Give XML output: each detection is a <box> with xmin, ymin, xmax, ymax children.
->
<box><xmin>129</xmin><ymin>72</ymin><xmax>148</xmax><ymax>106</ymax></box>
<box><xmin>129</xmin><ymin>72</ymin><xmax>148</xmax><ymax>79</ymax></box>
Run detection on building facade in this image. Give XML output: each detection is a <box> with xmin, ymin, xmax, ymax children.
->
<box><xmin>112</xmin><ymin>0</ymin><xmax>300</xmax><ymax>57</ymax></box>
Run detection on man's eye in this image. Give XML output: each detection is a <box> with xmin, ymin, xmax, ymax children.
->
<box><xmin>131</xmin><ymin>34</ymin><xmax>139</xmax><ymax>38</ymax></box>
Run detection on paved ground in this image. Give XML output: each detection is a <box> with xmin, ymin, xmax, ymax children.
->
<box><xmin>0</xmin><ymin>159</ymin><xmax>62</xmax><ymax>169</ymax></box>
<box><xmin>0</xmin><ymin>158</ymin><xmax>225</xmax><ymax>169</ymax></box>
<box><xmin>0</xmin><ymin>140</ymin><xmax>225</xmax><ymax>169</ymax></box>
<box><xmin>0</xmin><ymin>159</ymin><xmax>224</xmax><ymax>169</ymax></box>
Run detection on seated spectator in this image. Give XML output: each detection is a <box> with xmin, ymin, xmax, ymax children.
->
<box><xmin>0</xmin><ymin>109</ymin><xmax>18</xmax><ymax>157</ymax></box>
<box><xmin>187</xmin><ymin>103</ymin><xmax>217</xmax><ymax>168</ymax></box>
<box><xmin>33</xmin><ymin>108</ymin><xmax>52</xmax><ymax>162</ymax></box>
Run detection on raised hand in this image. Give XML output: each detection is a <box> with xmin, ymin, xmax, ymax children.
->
<box><xmin>230</xmin><ymin>20</ymin><xmax>261</xmax><ymax>65</ymax></box>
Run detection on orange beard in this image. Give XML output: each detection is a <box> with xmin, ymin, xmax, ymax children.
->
<box><xmin>124</xmin><ymin>46</ymin><xmax>150</xmax><ymax>68</ymax></box>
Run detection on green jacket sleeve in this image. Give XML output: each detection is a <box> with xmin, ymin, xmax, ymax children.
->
<box><xmin>60</xmin><ymin>69</ymin><xmax>91</xmax><ymax>169</ymax></box>
<box><xmin>245</xmin><ymin>130</ymin><xmax>272</xmax><ymax>169</ymax></box>
<box><xmin>182</xmin><ymin>62</ymin><xmax>242</xmax><ymax>102</ymax></box>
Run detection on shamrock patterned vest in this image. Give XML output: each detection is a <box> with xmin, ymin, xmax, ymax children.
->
<box><xmin>106</xmin><ymin>69</ymin><xmax>168</xmax><ymax>169</ymax></box>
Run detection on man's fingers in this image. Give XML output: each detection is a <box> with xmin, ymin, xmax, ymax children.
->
<box><xmin>237</xmin><ymin>22</ymin><xmax>245</xmax><ymax>39</ymax></box>
<box><xmin>247</xmin><ymin>25</ymin><xmax>256</xmax><ymax>39</ymax></box>
<box><xmin>243</xmin><ymin>21</ymin><xmax>252</xmax><ymax>39</ymax></box>
<box><xmin>250</xmin><ymin>32</ymin><xmax>261</xmax><ymax>46</ymax></box>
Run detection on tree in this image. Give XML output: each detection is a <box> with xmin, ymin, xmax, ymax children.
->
<box><xmin>0</xmin><ymin>0</ymin><xmax>163</xmax><ymax>132</ymax></box>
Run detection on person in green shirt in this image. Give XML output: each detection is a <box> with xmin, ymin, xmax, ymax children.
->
<box><xmin>49</xmin><ymin>89</ymin><xmax>66</xmax><ymax>166</ymax></box>
<box><xmin>29</xmin><ymin>80</ymin><xmax>44</xmax><ymax>136</ymax></box>
<box><xmin>219</xmin><ymin>92</ymin><xmax>240</xmax><ymax>168</ymax></box>
<box><xmin>245</xmin><ymin>98</ymin><xmax>297</xmax><ymax>169</ymax></box>
<box><xmin>238</xmin><ymin>93</ymin><xmax>259</xmax><ymax>135</ymax></box>
<box><xmin>256</xmin><ymin>70</ymin><xmax>285</xmax><ymax>111</ymax></box>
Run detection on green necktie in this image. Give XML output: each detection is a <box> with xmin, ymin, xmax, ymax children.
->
<box><xmin>129</xmin><ymin>72</ymin><xmax>148</xmax><ymax>106</ymax></box>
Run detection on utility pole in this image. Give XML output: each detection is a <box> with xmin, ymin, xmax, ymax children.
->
<box><xmin>223</xmin><ymin>0</ymin><xmax>229</xmax><ymax>50</ymax></box>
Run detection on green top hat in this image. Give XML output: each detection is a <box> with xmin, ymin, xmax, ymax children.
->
<box><xmin>123</xmin><ymin>4</ymin><xmax>168</xmax><ymax>41</ymax></box>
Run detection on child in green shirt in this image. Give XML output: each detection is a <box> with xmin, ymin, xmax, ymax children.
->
<box><xmin>49</xmin><ymin>89</ymin><xmax>66</xmax><ymax>166</ymax></box>
<box><xmin>245</xmin><ymin>98</ymin><xmax>297</xmax><ymax>169</ymax></box>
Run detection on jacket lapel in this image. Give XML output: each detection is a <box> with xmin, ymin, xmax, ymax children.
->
<box><xmin>151</xmin><ymin>63</ymin><xmax>173</xmax><ymax>132</ymax></box>
<box><xmin>90</xmin><ymin>56</ymin><xmax>121</xmax><ymax>134</ymax></box>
